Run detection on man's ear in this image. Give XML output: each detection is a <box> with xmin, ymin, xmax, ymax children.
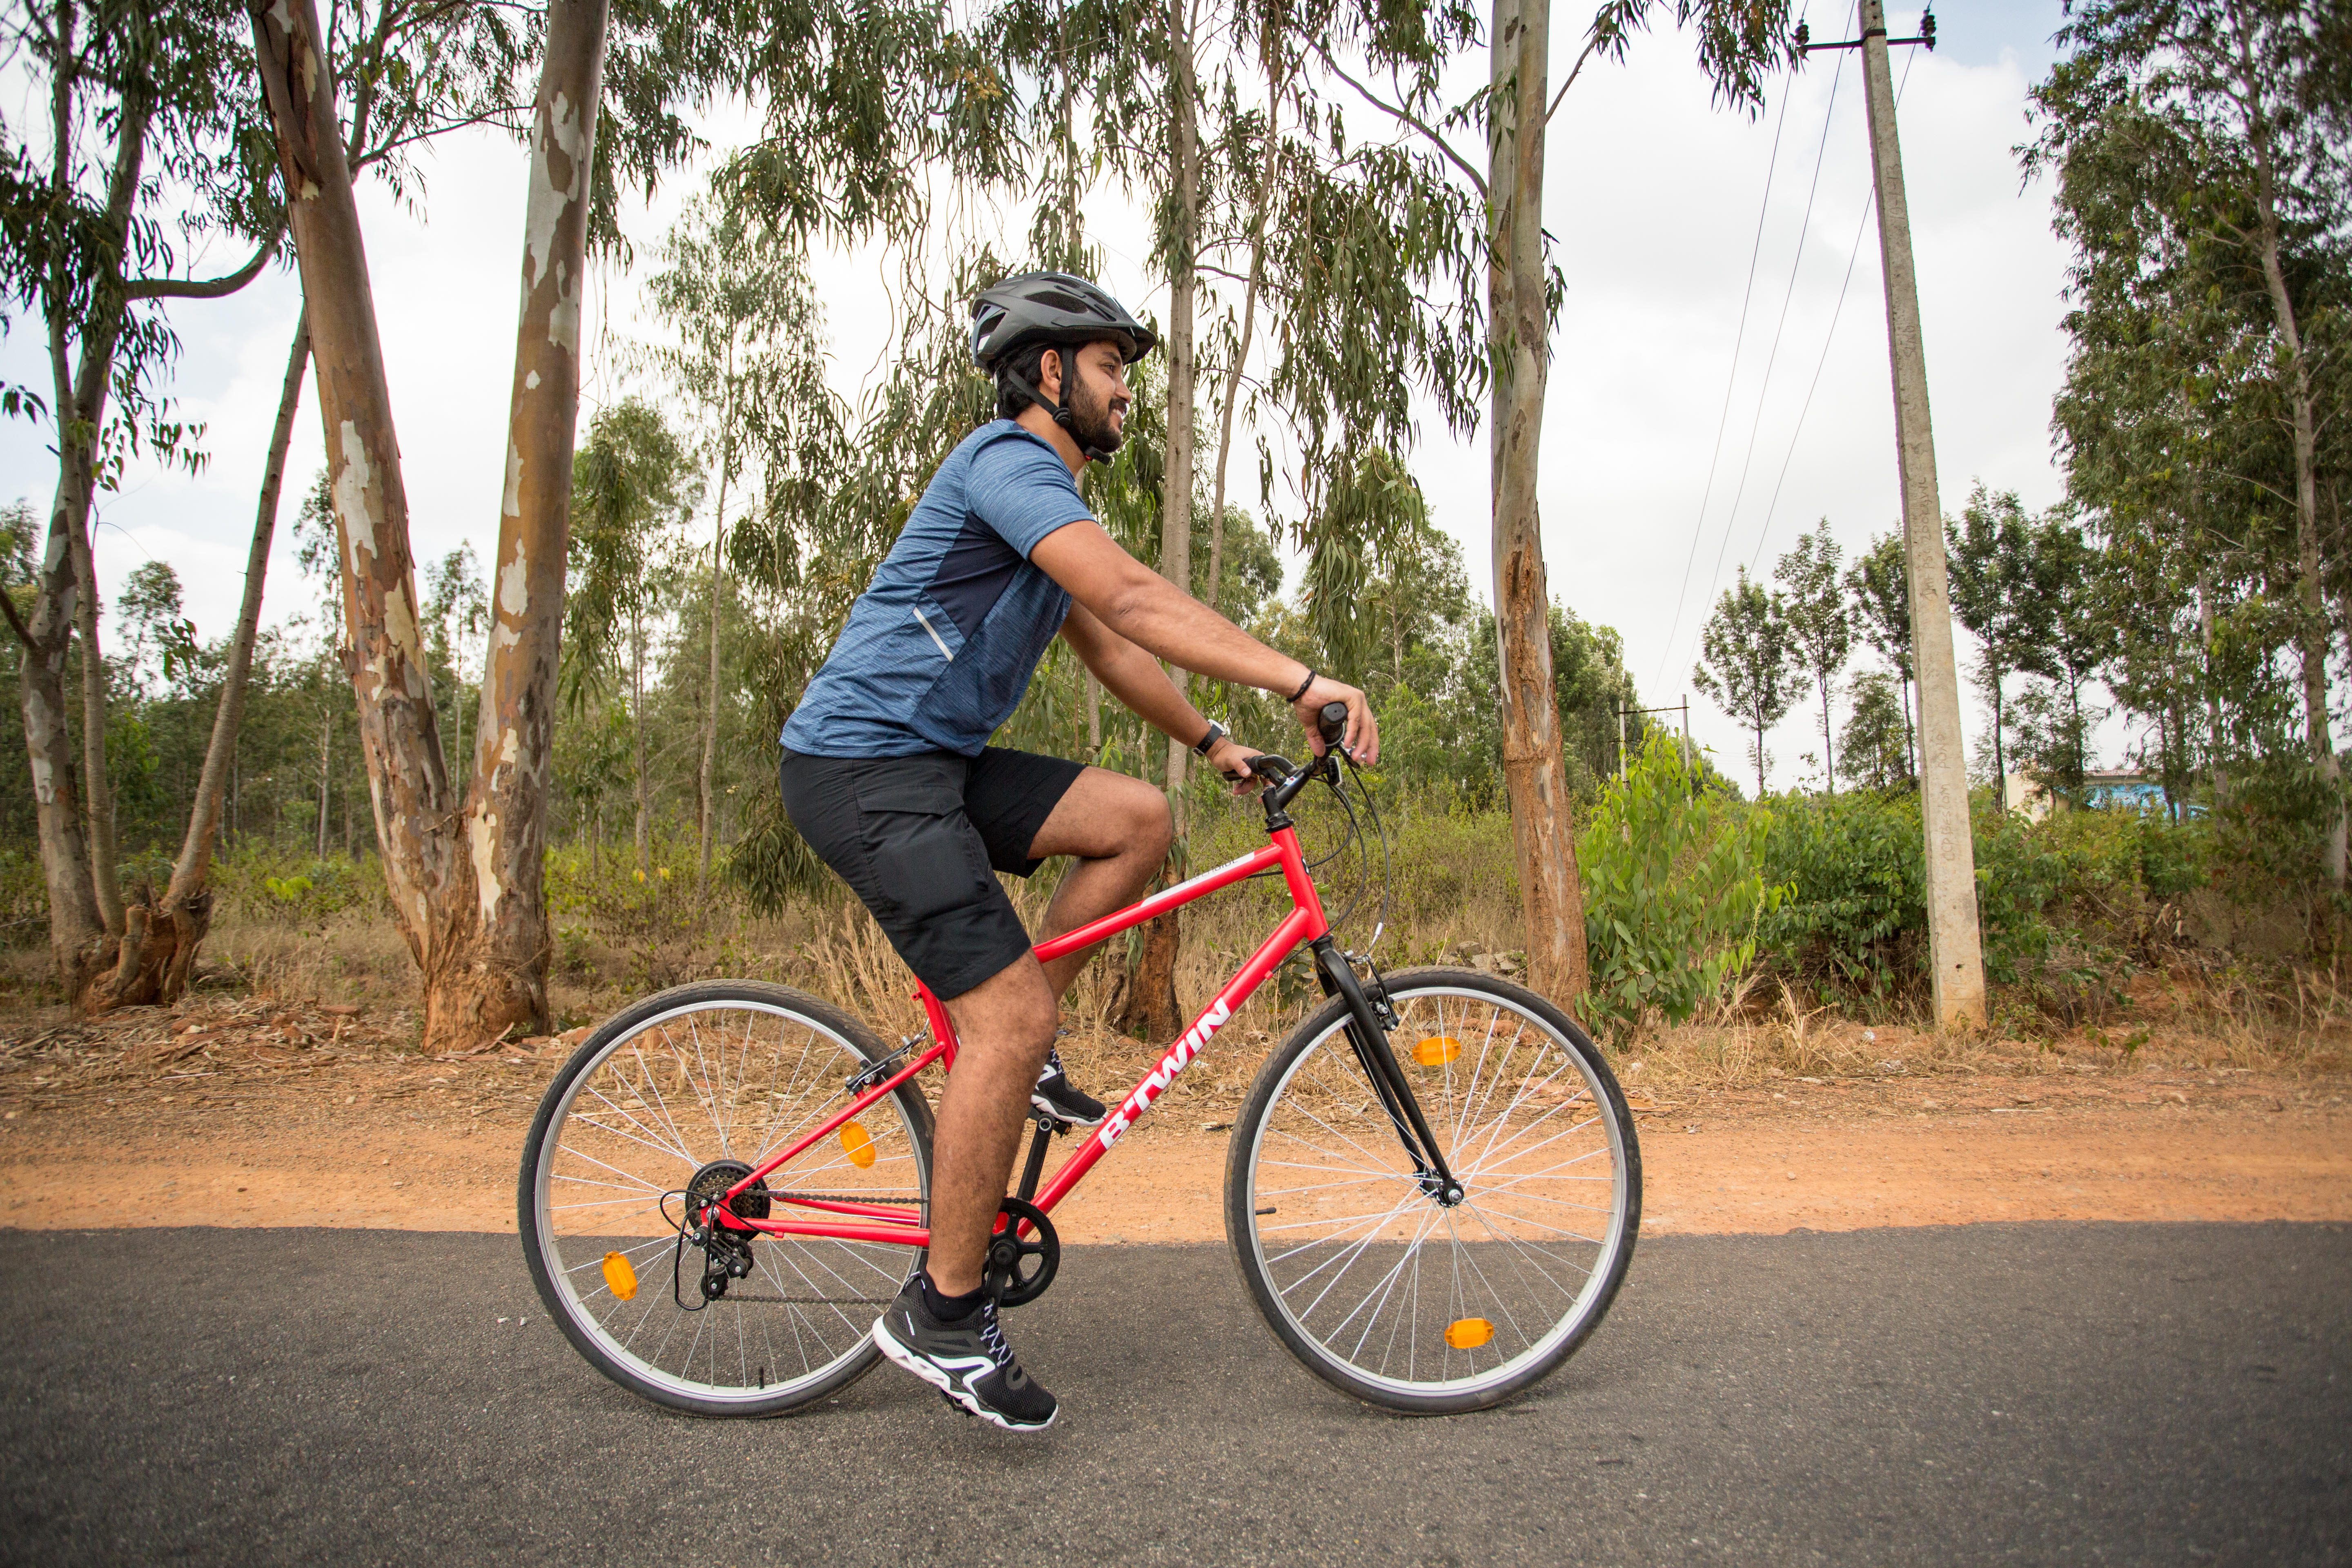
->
<box><xmin>1035</xmin><ymin>346</ymin><xmax>1063</xmax><ymax>404</ymax></box>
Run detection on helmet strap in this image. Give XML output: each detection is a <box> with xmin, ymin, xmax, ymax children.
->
<box><xmin>1004</xmin><ymin>345</ymin><xmax>1112</xmax><ymax>463</ymax></box>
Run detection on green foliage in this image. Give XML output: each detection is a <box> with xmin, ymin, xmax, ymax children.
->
<box><xmin>212</xmin><ymin>844</ymin><xmax>383</xmax><ymax>926</ymax></box>
<box><xmin>1577</xmin><ymin>735</ymin><xmax>1784</xmax><ymax>1043</ymax></box>
<box><xmin>1693</xmin><ymin>566</ymin><xmax>1796</xmax><ymax>798</ymax></box>
<box><xmin>546</xmin><ymin>839</ymin><xmax>748</xmax><ymax>993</ymax></box>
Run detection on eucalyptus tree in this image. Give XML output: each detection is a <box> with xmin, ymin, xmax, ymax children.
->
<box><xmin>1303</xmin><ymin>0</ymin><xmax>1795</xmax><ymax>1004</ymax></box>
<box><xmin>2020</xmin><ymin>514</ymin><xmax>2116</xmax><ymax>798</ymax></box>
<box><xmin>1841</xmin><ymin>670</ymin><xmax>1910</xmax><ymax>792</ymax></box>
<box><xmin>0</xmin><ymin>0</ymin><xmax>281</xmax><ymax>996</ymax></box>
<box><xmin>1846</xmin><ymin>530</ymin><xmax>1913</xmax><ymax>776</ymax></box>
<box><xmin>1945</xmin><ymin>485</ymin><xmax>2039</xmax><ymax>790</ymax></box>
<box><xmin>639</xmin><ymin>190</ymin><xmax>837</xmax><ymax>884</ymax></box>
<box><xmin>565</xmin><ymin>397</ymin><xmax>697</xmax><ymax>874</ymax></box>
<box><xmin>1774</xmin><ymin>521</ymin><xmax>1849</xmax><ymax>791</ymax></box>
<box><xmin>2027</xmin><ymin>0</ymin><xmax>2349</xmax><ymax>880</ymax></box>
<box><xmin>251</xmin><ymin>0</ymin><xmax>995</xmax><ymax>1044</ymax></box>
<box><xmin>1693</xmin><ymin>566</ymin><xmax>1795</xmax><ymax>800</ymax></box>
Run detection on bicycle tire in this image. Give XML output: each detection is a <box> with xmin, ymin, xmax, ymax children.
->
<box><xmin>1225</xmin><ymin>967</ymin><xmax>1639</xmax><ymax>1414</ymax></box>
<box><xmin>519</xmin><ymin>980</ymin><xmax>933</xmax><ymax>1417</ymax></box>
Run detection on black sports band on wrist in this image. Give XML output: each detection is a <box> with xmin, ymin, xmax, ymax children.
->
<box><xmin>1287</xmin><ymin>668</ymin><xmax>1316</xmax><ymax>704</ymax></box>
<box><xmin>1192</xmin><ymin>720</ymin><xmax>1225</xmax><ymax>757</ymax></box>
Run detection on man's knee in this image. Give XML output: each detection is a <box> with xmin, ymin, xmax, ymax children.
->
<box><xmin>947</xmin><ymin>956</ymin><xmax>1059</xmax><ymax>1055</ymax></box>
<box><xmin>1128</xmin><ymin>785</ymin><xmax>1174</xmax><ymax>861</ymax></box>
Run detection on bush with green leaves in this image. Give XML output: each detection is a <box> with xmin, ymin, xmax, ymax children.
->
<box><xmin>1577</xmin><ymin>735</ymin><xmax>1784</xmax><ymax>1043</ymax></box>
<box><xmin>1753</xmin><ymin>787</ymin><xmax>2217</xmax><ymax>1017</ymax></box>
<box><xmin>212</xmin><ymin>844</ymin><xmax>385</xmax><ymax>925</ymax></box>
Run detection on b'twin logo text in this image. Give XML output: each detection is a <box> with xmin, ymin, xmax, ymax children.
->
<box><xmin>1095</xmin><ymin>997</ymin><xmax>1232</xmax><ymax>1150</ymax></box>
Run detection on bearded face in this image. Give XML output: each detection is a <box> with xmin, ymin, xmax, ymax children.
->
<box><xmin>1065</xmin><ymin>358</ymin><xmax>1127</xmax><ymax>456</ymax></box>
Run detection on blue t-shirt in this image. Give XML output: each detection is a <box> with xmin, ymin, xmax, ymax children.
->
<box><xmin>781</xmin><ymin>422</ymin><xmax>1091</xmax><ymax>757</ymax></box>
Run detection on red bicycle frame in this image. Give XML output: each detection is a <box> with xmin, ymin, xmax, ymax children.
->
<box><xmin>715</xmin><ymin>821</ymin><xmax>1332</xmax><ymax>1247</ymax></box>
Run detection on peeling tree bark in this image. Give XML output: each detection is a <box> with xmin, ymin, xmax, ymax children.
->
<box><xmin>1486</xmin><ymin>0</ymin><xmax>1588</xmax><ymax>1009</ymax></box>
<box><xmin>255</xmin><ymin>0</ymin><xmax>459</xmax><ymax>996</ymax></box>
<box><xmin>85</xmin><ymin>312</ymin><xmax>312</xmax><ymax>1011</ymax></box>
<box><xmin>19</xmin><ymin>57</ymin><xmax>152</xmax><ymax>995</ymax></box>
<box><xmin>254</xmin><ymin>0</ymin><xmax>609</xmax><ymax>1048</ymax></box>
<box><xmin>460</xmin><ymin>0</ymin><xmax>610</xmax><ymax>1045</ymax></box>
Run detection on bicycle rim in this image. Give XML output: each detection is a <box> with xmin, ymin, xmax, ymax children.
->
<box><xmin>1231</xmin><ymin>972</ymin><xmax>1637</xmax><ymax>1410</ymax></box>
<box><xmin>521</xmin><ymin>983</ymin><xmax>929</xmax><ymax>1414</ymax></box>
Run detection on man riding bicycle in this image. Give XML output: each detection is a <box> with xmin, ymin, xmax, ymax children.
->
<box><xmin>777</xmin><ymin>272</ymin><xmax>1379</xmax><ymax>1432</ymax></box>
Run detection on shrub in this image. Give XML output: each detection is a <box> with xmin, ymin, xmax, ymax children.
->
<box><xmin>546</xmin><ymin>838</ymin><xmax>748</xmax><ymax>993</ymax></box>
<box><xmin>212</xmin><ymin>842</ymin><xmax>385</xmax><ymax>924</ymax></box>
<box><xmin>1578</xmin><ymin>735</ymin><xmax>1784</xmax><ymax>1043</ymax></box>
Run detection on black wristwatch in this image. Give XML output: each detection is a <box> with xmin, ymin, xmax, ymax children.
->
<box><xmin>1192</xmin><ymin>721</ymin><xmax>1227</xmax><ymax>757</ymax></box>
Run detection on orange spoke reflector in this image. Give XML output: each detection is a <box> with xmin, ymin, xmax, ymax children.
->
<box><xmin>602</xmin><ymin>1252</ymin><xmax>639</xmax><ymax>1302</ymax></box>
<box><xmin>1414</xmin><ymin>1036</ymin><xmax>1462</xmax><ymax>1067</ymax></box>
<box><xmin>1444</xmin><ymin>1317</ymin><xmax>1494</xmax><ymax>1350</ymax></box>
<box><xmin>840</xmin><ymin>1121</ymin><xmax>877</xmax><ymax>1169</ymax></box>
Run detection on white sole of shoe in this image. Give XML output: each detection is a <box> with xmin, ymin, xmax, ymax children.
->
<box><xmin>871</xmin><ymin>1316</ymin><xmax>1058</xmax><ymax>1432</ymax></box>
<box><xmin>1029</xmin><ymin>1094</ymin><xmax>1104</xmax><ymax>1127</ymax></box>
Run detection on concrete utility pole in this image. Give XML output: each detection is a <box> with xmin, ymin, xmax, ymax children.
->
<box><xmin>1846</xmin><ymin>0</ymin><xmax>1986</xmax><ymax>1028</ymax></box>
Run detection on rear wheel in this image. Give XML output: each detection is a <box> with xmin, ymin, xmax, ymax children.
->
<box><xmin>1226</xmin><ymin>968</ymin><xmax>1639</xmax><ymax>1413</ymax></box>
<box><xmin>519</xmin><ymin>980</ymin><xmax>933</xmax><ymax>1416</ymax></box>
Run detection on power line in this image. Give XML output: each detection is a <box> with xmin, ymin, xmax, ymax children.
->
<box><xmin>1694</xmin><ymin>38</ymin><xmax>1849</xmax><ymax>621</ymax></box>
<box><xmin>1649</xmin><ymin>79</ymin><xmax>1796</xmax><ymax>696</ymax></box>
<box><xmin>1745</xmin><ymin>46</ymin><xmax>1922</xmax><ymax>578</ymax></box>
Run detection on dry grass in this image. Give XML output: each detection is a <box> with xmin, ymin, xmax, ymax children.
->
<box><xmin>1610</xmin><ymin>961</ymin><xmax>2352</xmax><ymax>1098</ymax></box>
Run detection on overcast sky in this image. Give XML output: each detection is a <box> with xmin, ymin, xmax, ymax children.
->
<box><xmin>0</xmin><ymin>1</ymin><xmax>2099</xmax><ymax>793</ymax></box>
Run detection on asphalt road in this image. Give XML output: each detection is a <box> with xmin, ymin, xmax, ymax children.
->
<box><xmin>1</xmin><ymin>1222</ymin><xmax>2345</xmax><ymax>1567</ymax></box>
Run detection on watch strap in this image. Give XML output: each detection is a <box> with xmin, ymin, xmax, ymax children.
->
<box><xmin>1192</xmin><ymin>721</ymin><xmax>1227</xmax><ymax>757</ymax></box>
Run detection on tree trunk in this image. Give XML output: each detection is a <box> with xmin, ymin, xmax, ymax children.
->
<box><xmin>2238</xmin><ymin>10</ymin><xmax>2343</xmax><ymax>885</ymax></box>
<box><xmin>317</xmin><ymin>699</ymin><xmax>332</xmax><ymax>857</ymax></box>
<box><xmin>632</xmin><ymin>609</ymin><xmax>651</xmax><ymax>872</ymax></box>
<box><xmin>700</xmin><ymin>374</ymin><xmax>734</xmax><ymax>887</ymax></box>
<box><xmin>21</xmin><ymin>71</ymin><xmax>153</xmax><ymax>993</ymax></box>
<box><xmin>69</xmin><ymin>503</ymin><xmax>122</xmax><ymax>938</ymax></box>
<box><xmin>462</xmin><ymin>0</ymin><xmax>612</xmax><ymax>1042</ymax></box>
<box><xmin>85</xmin><ymin>311</ymin><xmax>311</xmax><ymax>1011</ymax></box>
<box><xmin>1158</xmin><ymin>0</ymin><xmax>1200</xmax><ymax>804</ymax></box>
<box><xmin>256</xmin><ymin>0</ymin><xmax>459</xmax><ymax>989</ymax></box>
<box><xmin>1900</xmin><ymin>676</ymin><xmax>1915</xmax><ymax>778</ymax></box>
<box><xmin>254</xmin><ymin>0</ymin><xmax>610</xmax><ymax>1048</ymax></box>
<box><xmin>1988</xmin><ymin>662</ymin><xmax>2005</xmax><ymax>792</ymax></box>
<box><xmin>1486</xmin><ymin>0</ymin><xmax>1587</xmax><ymax>1008</ymax></box>
<box><xmin>1118</xmin><ymin>0</ymin><xmax>1200</xmax><ymax>1045</ymax></box>
<box><xmin>1205</xmin><ymin>34</ymin><xmax>1283</xmax><ymax>622</ymax></box>
<box><xmin>1820</xmin><ymin>677</ymin><xmax>1835</xmax><ymax>793</ymax></box>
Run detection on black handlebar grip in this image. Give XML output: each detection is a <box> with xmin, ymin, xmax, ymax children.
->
<box><xmin>1318</xmin><ymin>701</ymin><xmax>1349</xmax><ymax>747</ymax></box>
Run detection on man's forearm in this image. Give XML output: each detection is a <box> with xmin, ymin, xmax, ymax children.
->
<box><xmin>1089</xmin><ymin>630</ymin><xmax>1214</xmax><ymax>744</ymax></box>
<box><xmin>1096</xmin><ymin>572</ymin><xmax>1307</xmax><ymax>694</ymax></box>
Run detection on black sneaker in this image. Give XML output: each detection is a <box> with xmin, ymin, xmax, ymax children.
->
<box><xmin>1032</xmin><ymin>1047</ymin><xmax>1105</xmax><ymax>1126</ymax></box>
<box><xmin>872</xmin><ymin>1278</ymin><xmax>1058</xmax><ymax>1431</ymax></box>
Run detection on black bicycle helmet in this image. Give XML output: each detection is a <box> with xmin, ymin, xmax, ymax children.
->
<box><xmin>970</xmin><ymin>272</ymin><xmax>1156</xmax><ymax>374</ymax></box>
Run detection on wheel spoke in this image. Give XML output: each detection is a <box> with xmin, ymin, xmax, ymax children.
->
<box><xmin>1239</xmin><ymin>979</ymin><xmax>1636</xmax><ymax>1405</ymax></box>
<box><xmin>523</xmin><ymin>989</ymin><xmax>931</xmax><ymax>1413</ymax></box>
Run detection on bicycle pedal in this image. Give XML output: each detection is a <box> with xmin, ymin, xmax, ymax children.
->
<box><xmin>940</xmin><ymin>1391</ymin><xmax>973</xmax><ymax>1417</ymax></box>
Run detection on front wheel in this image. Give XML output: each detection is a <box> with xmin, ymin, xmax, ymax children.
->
<box><xmin>1226</xmin><ymin>968</ymin><xmax>1639</xmax><ymax>1413</ymax></box>
<box><xmin>519</xmin><ymin>980</ymin><xmax>933</xmax><ymax>1417</ymax></box>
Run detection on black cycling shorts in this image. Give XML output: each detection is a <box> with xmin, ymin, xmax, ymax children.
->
<box><xmin>778</xmin><ymin>746</ymin><xmax>1086</xmax><ymax>1000</ymax></box>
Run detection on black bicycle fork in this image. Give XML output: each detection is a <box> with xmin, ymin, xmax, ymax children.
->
<box><xmin>1310</xmin><ymin>936</ymin><xmax>1464</xmax><ymax>1206</ymax></box>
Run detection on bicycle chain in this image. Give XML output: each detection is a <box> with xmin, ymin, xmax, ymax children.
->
<box><xmin>695</xmin><ymin>1293</ymin><xmax>897</xmax><ymax>1306</ymax></box>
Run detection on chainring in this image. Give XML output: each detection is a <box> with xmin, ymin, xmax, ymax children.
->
<box><xmin>985</xmin><ymin>1196</ymin><xmax>1059</xmax><ymax>1309</ymax></box>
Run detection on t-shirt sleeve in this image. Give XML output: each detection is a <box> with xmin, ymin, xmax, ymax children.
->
<box><xmin>967</xmin><ymin>432</ymin><xmax>1095</xmax><ymax>559</ymax></box>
